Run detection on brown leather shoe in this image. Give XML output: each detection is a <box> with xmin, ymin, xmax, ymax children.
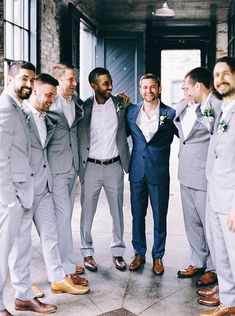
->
<box><xmin>84</xmin><ymin>256</ymin><xmax>97</xmax><ymax>272</ymax></box>
<box><xmin>15</xmin><ymin>298</ymin><xmax>57</xmax><ymax>314</ymax></box>
<box><xmin>200</xmin><ymin>303</ymin><xmax>235</xmax><ymax>316</ymax></box>
<box><xmin>197</xmin><ymin>285</ymin><xmax>219</xmax><ymax>297</ymax></box>
<box><xmin>129</xmin><ymin>255</ymin><xmax>146</xmax><ymax>271</ymax></box>
<box><xmin>51</xmin><ymin>276</ymin><xmax>90</xmax><ymax>295</ymax></box>
<box><xmin>197</xmin><ymin>293</ymin><xmax>220</xmax><ymax>307</ymax></box>
<box><xmin>76</xmin><ymin>265</ymin><xmax>85</xmax><ymax>274</ymax></box>
<box><xmin>177</xmin><ymin>265</ymin><xmax>205</xmax><ymax>278</ymax></box>
<box><xmin>69</xmin><ymin>273</ymin><xmax>89</xmax><ymax>286</ymax></box>
<box><xmin>113</xmin><ymin>256</ymin><xmax>127</xmax><ymax>271</ymax></box>
<box><xmin>153</xmin><ymin>258</ymin><xmax>164</xmax><ymax>275</ymax></box>
<box><xmin>196</xmin><ymin>271</ymin><xmax>217</xmax><ymax>286</ymax></box>
<box><xmin>31</xmin><ymin>283</ymin><xmax>45</xmax><ymax>298</ymax></box>
<box><xmin>0</xmin><ymin>309</ymin><xmax>13</xmax><ymax>316</ymax></box>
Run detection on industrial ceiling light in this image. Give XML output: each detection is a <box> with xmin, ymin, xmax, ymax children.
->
<box><xmin>152</xmin><ymin>2</ymin><xmax>175</xmax><ymax>17</ymax></box>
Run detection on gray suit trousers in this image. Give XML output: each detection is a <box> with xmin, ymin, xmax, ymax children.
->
<box><xmin>80</xmin><ymin>161</ymin><xmax>125</xmax><ymax>257</ymax></box>
<box><xmin>206</xmin><ymin>198</ymin><xmax>235</xmax><ymax>307</ymax></box>
<box><xmin>9</xmin><ymin>188</ymin><xmax>65</xmax><ymax>299</ymax></box>
<box><xmin>180</xmin><ymin>184</ymin><xmax>214</xmax><ymax>271</ymax></box>
<box><xmin>0</xmin><ymin>200</ymin><xmax>33</xmax><ymax>309</ymax></box>
<box><xmin>52</xmin><ymin>167</ymin><xmax>77</xmax><ymax>274</ymax></box>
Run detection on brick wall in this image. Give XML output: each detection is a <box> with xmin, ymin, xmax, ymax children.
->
<box><xmin>39</xmin><ymin>0</ymin><xmax>60</xmax><ymax>73</ymax></box>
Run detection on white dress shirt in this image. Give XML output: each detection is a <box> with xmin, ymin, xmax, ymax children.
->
<box><xmin>201</xmin><ymin>92</ymin><xmax>212</xmax><ymax>113</ymax></box>
<box><xmin>24</xmin><ymin>101</ymin><xmax>47</xmax><ymax>147</ymax></box>
<box><xmin>136</xmin><ymin>102</ymin><xmax>160</xmax><ymax>142</ymax></box>
<box><xmin>180</xmin><ymin>102</ymin><xmax>199</xmax><ymax>139</ymax></box>
<box><xmin>58</xmin><ymin>95</ymin><xmax>75</xmax><ymax>127</ymax></box>
<box><xmin>89</xmin><ymin>97</ymin><xmax>119</xmax><ymax>160</ymax></box>
<box><xmin>220</xmin><ymin>100</ymin><xmax>235</xmax><ymax>122</ymax></box>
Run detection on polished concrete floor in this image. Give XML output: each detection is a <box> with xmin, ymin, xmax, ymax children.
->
<box><xmin>4</xmin><ymin>140</ymin><xmax>211</xmax><ymax>315</ymax></box>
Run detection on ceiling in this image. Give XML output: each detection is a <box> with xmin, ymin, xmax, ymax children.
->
<box><xmin>78</xmin><ymin>0</ymin><xmax>229</xmax><ymax>24</ymax></box>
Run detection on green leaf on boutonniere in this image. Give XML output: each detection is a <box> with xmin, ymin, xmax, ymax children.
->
<box><xmin>159</xmin><ymin>115</ymin><xmax>168</xmax><ymax>126</ymax></box>
<box><xmin>116</xmin><ymin>101</ymin><xmax>126</xmax><ymax>113</ymax></box>
<box><xmin>203</xmin><ymin>108</ymin><xmax>215</xmax><ymax>118</ymax></box>
<box><xmin>219</xmin><ymin>119</ymin><xmax>229</xmax><ymax>132</ymax></box>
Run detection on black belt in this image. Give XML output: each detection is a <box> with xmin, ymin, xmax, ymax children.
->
<box><xmin>87</xmin><ymin>156</ymin><xmax>120</xmax><ymax>165</ymax></box>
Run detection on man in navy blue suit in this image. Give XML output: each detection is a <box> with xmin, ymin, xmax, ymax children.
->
<box><xmin>126</xmin><ymin>73</ymin><xmax>177</xmax><ymax>275</ymax></box>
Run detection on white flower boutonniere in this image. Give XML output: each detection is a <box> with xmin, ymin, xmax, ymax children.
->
<box><xmin>116</xmin><ymin>101</ymin><xmax>126</xmax><ymax>113</ymax></box>
<box><xmin>203</xmin><ymin>108</ymin><xmax>215</xmax><ymax>123</ymax></box>
<box><xmin>219</xmin><ymin>119</ymin><xmax>229</xmax><ymax>133</ymax></box>
<box><xmin>159</xmin><ymin>115</ymin><xmax>168</xmax><ymax>126</ymax></box>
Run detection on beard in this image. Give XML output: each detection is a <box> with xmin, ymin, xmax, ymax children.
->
<box><xmin>218</xmin><ymin>87</ymin><xmax>235</xmax><ymax>98</ymax></box>
<box><xmin>15</xmin><ymin>87</ymin><xmax>32</xmax><ymax>100</ymax></box>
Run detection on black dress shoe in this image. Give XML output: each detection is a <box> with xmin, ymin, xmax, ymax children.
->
<box><xmin>15</xmin><ymin>298</ymin><xmax>57</xmax><ymax>314</ymax></box>
<box><xmin>113</xmin><ymin>256</ymin><xmax>127</xmax><ymax>271</ymax></box>
<box><xmin>84</xmin><ymin>256</ymin><xmax>97</xmax><ymax>272</ymax></box>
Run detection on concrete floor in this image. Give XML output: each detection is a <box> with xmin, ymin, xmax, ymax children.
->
<box><xmin>3</xmin><ymin>140</ymin><xmax>211</xmax><ymax>315</ymax></box>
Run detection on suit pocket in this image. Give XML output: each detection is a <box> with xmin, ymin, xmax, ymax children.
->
<box><xmin>12</xmin><ymin>173</ymin><xmax>27</xmax><ymax>183</ymax></box>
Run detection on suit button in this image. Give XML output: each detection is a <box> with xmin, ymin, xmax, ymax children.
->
<box><xmin>87</xmin><ymin>147</ymin><xmax>89</xmax><ymax>150</ymax></box>
<box><xmin>69</xmin><ymin>144</ymin><xmax>72</xmax><ymax>147</ymax></box>
<box><xmin>31</xmin><ymin>173</ymin><xmax>33</xmax><ymax>176</ymax></box>
<box><xmin>83</xmin><ymin>161</ymin><xmax>86</xmax><ymax>164</ymax></box>
<box><xmin>143</xmin><ymin>156</ymin><xmax>145</xmax><ymax>159</ymax></box>
<box><xmin>43</xmin><ymin>164</ymin><xmax>46</xmax><ymax>168</ymax></box>
<box><xmin>183</xmin><ymin>141</ymin><xmax>186</xmax><ymax>145</ymax></box>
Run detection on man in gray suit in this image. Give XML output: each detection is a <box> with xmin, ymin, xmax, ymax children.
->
<box><xmin>0</xmin><ymin>61</ymin><xmax>56</xmax><ymax>315</ymax></box>
<box><xmin>175</xmin><ymin>68</ymin><xmax>220</xmax><ymax>299</ymax></box>
<box><xmin>8</xmin><ymin>73</ymin><xmax>89</xmax><ymax>302</ymax></box>
<box><xmin>77</xmin><ymin>67</ymin><xmax>130</xmax><ymax>272</ymax></box>
<box><xmin>200</xmin><ymin>56</ymin><xmax>235</xmax><ymax>316</ymax></box>
<box><xmin>46</xmin><ymin>63</ymin><xmax>85</xmax><ymax>278</ymax></box>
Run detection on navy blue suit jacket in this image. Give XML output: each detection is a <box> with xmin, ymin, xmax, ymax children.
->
<box><xmin>126</xmin><ymin>101</ymin><xmax>177</xmax><ymax>185</ymax></box>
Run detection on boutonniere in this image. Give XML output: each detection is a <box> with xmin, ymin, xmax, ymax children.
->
<box><xmin>116</xmin><ymin>101</ymin><xmax>126</xmax><ymax>113</ymax></box>
<box><xmin>203</xmin><ymin>108</ymin><xmax>215</xmax><ymax>120</ymax></box>
<box><xmin>159</xmin><ymin>115</ymin><xmax>168</xmax><ymax>126</ymax></box>
<box><xmin>219</xmin><ymin>119</ymin><xmax>229</xmax><ymax>133</ymax></box>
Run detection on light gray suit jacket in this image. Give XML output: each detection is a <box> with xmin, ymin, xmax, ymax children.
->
<box><xmin>22</xmin><ymin>104</ymin><xmax>56</xmax><ymax>195</ymax></box>
<box><xmin>77</xmin><ymin>95</ymin><xmax>130</xmax><ymax>182</ymax></box>
<box><xmin>174</xmin><ymin>95</ymin><xmax>221</xmax><ymax>191</ymax></box>
<box><xmin>0</xmin><ymin>92</ymin><xmax>34</xmax><ymax>209</ymax></box>
<box><xmin>206</xmin><ymin>103</ymin><xmax>235</xmax><ymax>214</ymax></box>
<box><xmin>46</xmin><ymin>92</ymin><xmax>84</xmax><ymax>175</ymax></box>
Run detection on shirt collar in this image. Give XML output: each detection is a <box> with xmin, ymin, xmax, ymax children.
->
<box><xmin>59</xmin><ymin>94</ymin><xmax>73</xmax><ymax>102</ymax></box>
<box><xmin>221</xmin><ymin>99</ymin><xmax>235</xmax><ymax>115</ymax></box>
<box><xmin>24</xmin><ymin>100</ymin><xmax>46</xmax><ymax>118</ymax></box>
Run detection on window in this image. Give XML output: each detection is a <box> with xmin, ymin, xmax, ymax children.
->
<box><xmin>3</xmin><ymin>0</ymin><xmax>37</xmax><ymax>81</ymax></box>
<box><xmin>228</xmin><ymin>0</ymin><xmax>235</xmax><ymax>57</ymax></box>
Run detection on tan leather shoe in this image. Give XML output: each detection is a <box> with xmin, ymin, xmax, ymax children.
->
<box><xmin>51</xmin><ymin>276</ymin><xmax>90</xmax><ymax>295</ymax></box>
<box><xmin>153</xmin><ymin>258</ymin><xmax>164</xmax><ymax>275</ymax></box>
<box><xmin>196</xmin><ymin>271</ymin><xmax>217</xmax><ymax>286</ymax></box>
<box><xmin>31</xmin><ymin>283</ymin><xmax>45</xmax><ymax>298</ymax></box>
<box><xmin>0</xmin><ymin>309</ymin><xmax>13</xmax><ymax>316</ymax></box>
<box><xmin>177</xmin><ymin>265</ymin><xmax>205</xmax><ymax>278</ymax></box>
<box><xmin>197</xmin><ymin>285</ymin><xmax>219</xmax><ymax>297</ymax></box>
<box><xmin>129</xmin><ymin>255</ymin><xmax>146</xmax><ymax>271</ymax></box>
<box><xmin>84</xmin><ymin>256</ymin><xmax>97</xmax><ymax>272</ymax></box>
<box><xmin>200</xmin><ymin>303</ymin><xmax>235</xmax><ymax>316</ymax></box>
<box><xmin>76</xmin><ymin>265</ymin><xmax>85</xmax><ymax>274</ymax></box>
<box><xmin>197</xmin><ymin>293</ymin><xmax>220</xmax><ymax>307</ymax></box>
<box><xmin>69</xmin><ymin>273</ymin><xmax>89</xmax><ymax>286</ymax></box>
<box><xmin>15</xmin><ymin>298</ymin><xmax>57</xmax><ymax>314</ymax></box>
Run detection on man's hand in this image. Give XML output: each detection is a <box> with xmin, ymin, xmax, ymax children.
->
<box><xmin>116</xmin><ymin>92</ymin><xmax>131</xmax><ymax>105</ymax></box>
<box><xmin>227</xmin><ymin>211</ymin><xmax>235</xmax><ymax>232</ymax></box>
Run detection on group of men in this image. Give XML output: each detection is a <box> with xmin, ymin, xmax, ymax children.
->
<box><xmin>0</xmin><ymin>55</ymin><xmax>235</xmax><ymax>316</ymax></box>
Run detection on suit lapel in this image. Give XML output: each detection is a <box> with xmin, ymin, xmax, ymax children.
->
<box><xmin>45</xmin><ymin>116</ymin><xmax>56</xmax><ymax>147</ymax></box>
<box><xmin>85</xmin><ymin>97</ymin><xmax>94</xmax><ymax>141</ymax></box>
<box><xmin>184</xmin><ymin>104</ymin><xmax>201</xmax><ymax>140</ymax></box>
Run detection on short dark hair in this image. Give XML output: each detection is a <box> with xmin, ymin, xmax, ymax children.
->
<box><xmin>215</xmin><ymin>56</ymin><xmax>235</xmax><ymax>73</ymax></box>
<box><xmin>51</xmin><ymin>62</ymin><xmax>76</xmax><ymax>79</ymax></box>
<box><xmin>139</xmin><ymin>73</ymin><xmax>161</xmax><ymax>87</ymax></box>
<box><xmin>88</xmin><ymin>67</ymin><xmax>111</xmax><ymax>84</ymax></box>
<box><xmin>35</xmin><ymin>73</ymin><xmax>59</xmax><ymax>87</ymax></box>
<box><xmin>185</xmin><ymin>67</ymin><xmax>213</xmax><ymax>89</ymax></box>
<box><xmin>8</xmin><ymin>60</ymin><xmax>36</xmax><ymax>77</ymax></box>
